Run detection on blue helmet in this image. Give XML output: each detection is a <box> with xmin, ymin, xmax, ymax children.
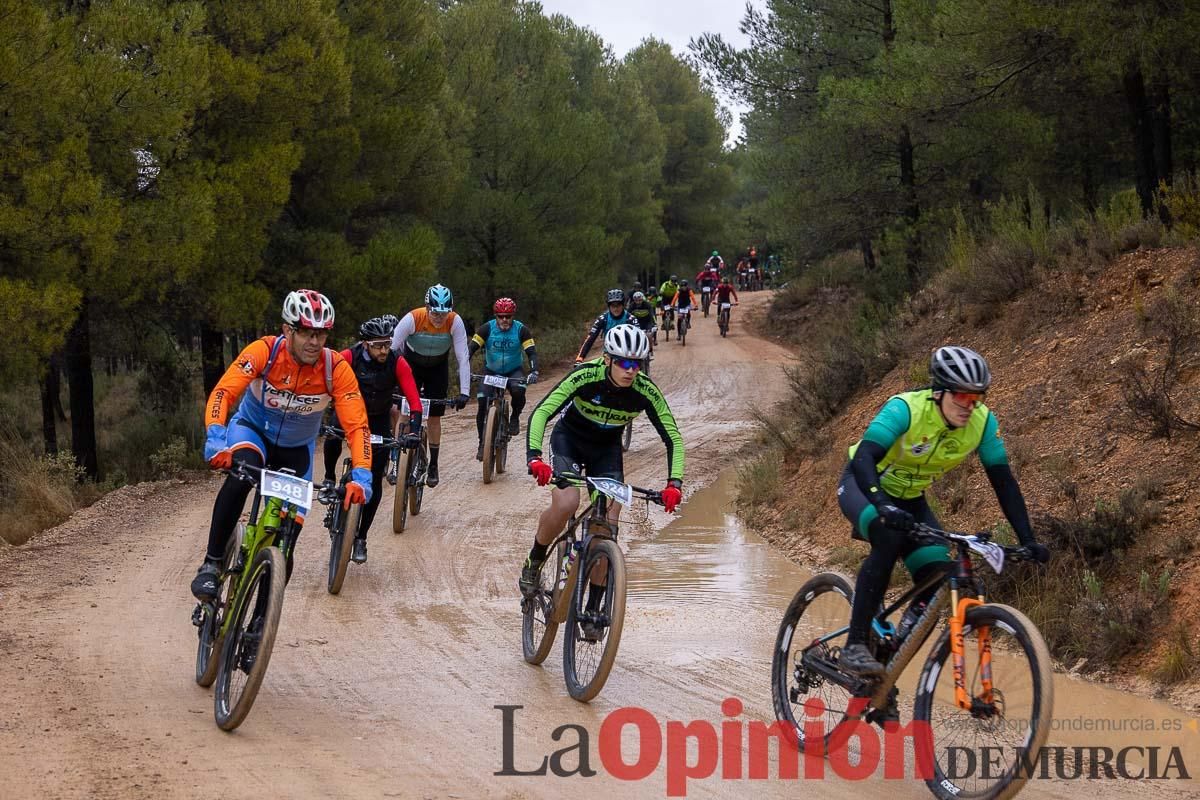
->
<box><xmin>425</xmin><ymin>284</ymin><xmax>453</xmax><ymax>313</ymax></box>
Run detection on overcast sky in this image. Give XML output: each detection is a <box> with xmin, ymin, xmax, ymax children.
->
<box><xmin>536</xmin><ymin>0</ymin><xmax>757</xmax><ymax>144</ymax></box>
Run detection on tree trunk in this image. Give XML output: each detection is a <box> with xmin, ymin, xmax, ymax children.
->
<box><xmin>1152</xmin><ymin>73</ymin><xmax>1173</xmax><ymax>225</ymax></box>
<box><xmin>898</xmin><ymin>124</ymin><xmax>921</xmax><ymax>280</ymax></box>
<box><xmin>860</xmin><ymin>235</ymin><xmax>876</xmax><ymax>271</ymax></box>
<box><xmin>65</xmin><ymin>298</ymin><xmax>99</xmax><ymax>480</ymax></box>
<box><xmin>201</xmin><ymin>322</ymin><xmax>225</xmax><ymax>396</ymax></box>
<box><xmin>40</xmin><ymin>360</ymin><xmax>59</xmax><ymax>455</ymax></box>
<box><xmin>1123</xmin><ymin>63</ymin><xmax>1157</xmax><ymax>218</ymax></box>
<box><xmin>229</xmin><ymin>330</ymin><xmax>240</xmax><ymax>362</ymax></box>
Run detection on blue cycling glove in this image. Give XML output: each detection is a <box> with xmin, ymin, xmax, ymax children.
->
<box><xmin>349</xmin><ymin>466</ymin><xmax>373</xmax><ymax>504</ymax></box>
<box><xmin>204</xmin><ymin>424</ymin><xmax>229</xmax><ymax>463</ymax></box>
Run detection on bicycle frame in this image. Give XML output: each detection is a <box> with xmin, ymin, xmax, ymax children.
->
<box><xmin>545</xmin><ymin>487</ymin><xmax>618</xmax><ymax>625</ymax></box>
<box><xmin>804</xmin><ymin>530</ymin><xmax>1007</xmax><ymax>716</ymax></box>
<box><xmin>217</xmin><ymin>480</ymin><xmax>302</xmax><ymax>640</ymax></box>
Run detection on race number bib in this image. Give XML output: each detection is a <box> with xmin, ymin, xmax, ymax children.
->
<box><xmin>720</xmin><ymin>302</ymin><xmax>731</xmax><ymax>310</ymax></box>
<box><xmin>370</xmin><ymin>434</ymin><xmax>385</xmax><ymax>445</ymax></box>
<box><xmin>483</xmin><ymin>374</ymin><xmax>509</xmax><ymax>389</ymax></box>
<box><xmin>261</xmin><ymin>469</ymin><xmax>312</xmax><ymax>512</ymax></box>
<box><xmin>588</xmin><ymin>477</ymin><xmax>634</xmax><ymax>506</ymax></box>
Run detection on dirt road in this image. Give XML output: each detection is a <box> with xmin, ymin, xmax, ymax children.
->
<box><xmin>1</xmin><ymin>296</ymin><xmax>1194</xmax><ymax>799</ymax></box>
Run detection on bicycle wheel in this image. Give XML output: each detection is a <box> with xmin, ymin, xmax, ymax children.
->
<box><xmin>914</xmin><ymin>603</ymin><xmax>1053</xmax><ymax>800</ymax></box>
<box><xmin>408</xmin><ymin>442</ymin><xmax>426</xmax><ymax>516</ymax></box>
<box><xmin>195</xmin><ymin>524</ymin><xmax>244</xmax><ymax>687</ymax></box>
<box><xmin>326</xmin><ymin>498</ymin><xmax>360</xmax><ymax>595</ymax></box>
<box><xmin>495</xmin><ymin>401</ymin><xmax>509</xmax><ymax>474</ymax></box>
<box><xmin>562</xmin><ymin>538</ymin><xmax>626</xmax><ymax>702</ymax></box>
<box><xmin>392</xmin><ymin>446</ymin><xmax>411</xmax><ymax>533</ymax></box>
<box><xmin>664</xmin><ymin>314</ymin><xmax>671</xmax><ymax>341</ymax></box>
<box><xmin>522</xmin><ymin>543</ymin><xmax>564</xmax><ymax>665</ymax></box>
<box><xmin>214</xmin><ymin>546</ymin><xmax>286</xmax><ymax>731</ymax></box>
<box><xmin>771</xmin><ymin>572</ymin><xmax>861</xmax><ymax>752</ymax></box>
<box><xmin>621</xmin><ymin>421</ymin><xmax>632</xmax><ymax>452</ymax></box>
<box><xmin>482</xmin><ymin>403</ymin><xmax>498</xmax><ymax>484</ymax></box>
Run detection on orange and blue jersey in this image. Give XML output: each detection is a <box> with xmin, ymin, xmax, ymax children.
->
<box><xmin>206</xmin><ymin>335</ymin><xmax>371</xmax><ymax>472</ymax></box>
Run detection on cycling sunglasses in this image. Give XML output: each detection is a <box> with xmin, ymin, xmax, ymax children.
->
<box><xmin>365</xmin><ymin>339</ymin><xmax>391</xmax><ymax>350</ymax></box>
<box><xmin>495</xmin><ymin>314</ymin><xmax>513</xmax><ymax>321</ymax></box>
<box><xmin>948</xmin><ymin>390</ymin><xmax>985</xmax><ymax>405</ymax></box>
<box><xmin>613</xmin><ymin>357</ymin><xmax>644</xmax><ymax>371</ymax></box>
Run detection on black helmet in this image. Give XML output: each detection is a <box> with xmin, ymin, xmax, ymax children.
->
<box><xmin>359</xmin><ymin>315</ymin><xmax>396</xmax><ymax>341</ymax></box>
<box><xmin>930</xmin><ymin>346</ymin><xmax>991</xmax><ymax>392</ymax></box>
<box><xmin>606</xmin><ymin>288</ymin><xmax>626</xmax><ymax>304</ymax></box>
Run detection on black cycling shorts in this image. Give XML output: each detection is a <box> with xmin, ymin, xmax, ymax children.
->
<box><xmin>549</xmin><ymin>424</ymin><xmax>623</xmax><ymax>489</ymax></box>
<box><xmin>409</xmin><ymin>360</ymin><xmax>449</xmax><ymax>417</ymax></box>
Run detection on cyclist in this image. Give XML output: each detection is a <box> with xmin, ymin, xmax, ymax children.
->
<box><xmin>644</xmin><ymin>283</ymin><xmax>660</xmax><ymax>313</ymax></box>
<box><xmin>191</xmin><ymin>289</ymin><xmax>372</xmax><ymax>605</ymax></box>
<box><xmin>695</xmin><ymin>262</ymin><xmax>720</xmax><ymax>314</ymax></box>
<box><xmin>322</xmin><ymin>315</ymin><xmax>423</xmax><ymax>563</ymax></box>
<box><xmin>520</xmin><ymin>325</ymin><xmax>684</xmax><ymax>638</ymax></box>
<box><xmin>836</xmin><ymin>345</ymin><xmax>1050</xmax><ymax>677</ymax></box>
<box><xmin>469</xmin><ymin>297</ymin><xmax>540</xmax><ymax>461</ymax></box>
<box><xmin>704</xmin><ymin>250</ymin><xmax>725</xmax><ymax>274</ymax></box>
<box><xmin>713</xmin><ymin>275</ymin><xmax>739</xmax><ymax>328</ymax></box>
<box><xmin>576</xmin><ymin>288</ymin><xmax>636</xmax><ymax>363</ymax></box>
<box><xmin>390</xmin><ymin>284</ymin><xmax>471</xmax><ymax>488</ymax></box>
<box><xmin>658</xmin><ymin>274</ymin><xmax>679</xmax><ymax>308</ymax></box>
<box><xmin>626</xmin><ymin>291</ymin><xmax>657</xmax><ymax>355</ymax></box>
<box><xmin>670</xmin><ymin>279</ymin><xmax>697</xmax><ymax>336</ymax></box>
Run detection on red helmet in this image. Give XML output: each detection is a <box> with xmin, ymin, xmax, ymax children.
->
<box><xmin>493</xmin><ymin>297</ymin><xmax>516</xmax><ymax>314</ymax></box>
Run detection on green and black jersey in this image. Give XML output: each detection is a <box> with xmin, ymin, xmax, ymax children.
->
<box><xmin>526</xmin><ymin>360</ymin><xmax>684</xmax><ymax>482</ymax></box>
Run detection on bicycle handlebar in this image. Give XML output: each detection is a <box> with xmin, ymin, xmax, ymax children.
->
<box><xmin>222</xmin><ymin>462</ymin><xmax>341</xmax><ymax>507</ymax></box>
<box><xmin>910</xmin><ymin>523</ymin><xmax>1037</xmax><ymax>562</ymax></box>
<box><xmin>550</xmin><ymin>472</ymin><xmax>665</xmax><ymax>506</ymax></box>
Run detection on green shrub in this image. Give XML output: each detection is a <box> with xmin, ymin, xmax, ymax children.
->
<box><xmin>735</xmin><ymin>451</ymin><xmax>782</xmax><ymax>524</ymax></box>
<box><xmin>1155</xmin><ymin>624</ymin><xmax>1197</xmax><ymax>683</ymax></box>
<box><xmin>148</xmin><ymin>436</ymin><xmax>192</xmax><ymax>479</ymax></box>
<box><xmin>1040</xmin><ymin>477</ymin><xmax>1164</xmax><ymax>564</ymax></box>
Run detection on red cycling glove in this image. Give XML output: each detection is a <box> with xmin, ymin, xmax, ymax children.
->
<box><xmin>209</xmin><ymin>450</ymin><xmax>233</xmax><ymax>470</ymax></box>
<box><xmin>343</xmin><ymin>481</ymin><xmax>367</xmax><ymax>509</ymax></box>
<box><xmin>662</xmin><ymin>482</ymin><xmax>682</xmax><ymax>513</ymax></box>
<box><xmin>529</xmin><ymin>458</ymin><xmax>553</xmax><ymax>486</ymax></box>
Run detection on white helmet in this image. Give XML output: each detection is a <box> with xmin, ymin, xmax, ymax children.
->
<box><xmin>603</xmin><ymin>324</ymin><xmax>650</xmax><ymax>360</ymax></box>
<box><xmin>282</xmin><ymin>289</ymin><xmax>335</xmax><ymax>329</ymax></box>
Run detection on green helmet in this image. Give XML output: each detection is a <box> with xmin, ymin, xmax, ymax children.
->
<box><xmin>712</xmin><ymin>250</ymin><xmax>719</xmax><ymax>257</ymax></box>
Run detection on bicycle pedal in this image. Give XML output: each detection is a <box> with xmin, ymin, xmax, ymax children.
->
<box><xmin>191</xmin><ymin>603</ymin><xmax>209</xmax><ymax>627</ymax></box>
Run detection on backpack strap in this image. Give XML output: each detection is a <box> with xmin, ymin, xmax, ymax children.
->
<box><xmin>261</xmin><ymin>335</ymin><xmax>334</xmax><ymax>397</ymax></box>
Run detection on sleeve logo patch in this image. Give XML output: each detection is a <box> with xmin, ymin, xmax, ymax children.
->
<box><xmin>238</xmin><ymin>359</ymin><xmax>255</xmax><ymax>375</ymax></box>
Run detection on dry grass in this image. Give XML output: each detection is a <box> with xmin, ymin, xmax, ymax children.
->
<box><xmin>0</xmin><ymin>425</ymin><xmax>83</xmax><ymax>545</ymax></box>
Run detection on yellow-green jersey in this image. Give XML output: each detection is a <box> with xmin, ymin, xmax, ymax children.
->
<box><xmin>527</xmin><ymin>360</ymin><xmax>684</xmax><ymax>482</ymax></box>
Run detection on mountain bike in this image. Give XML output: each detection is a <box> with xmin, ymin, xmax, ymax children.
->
<box><xmin>473</xmin><ymin>373</ymin><xmax>527</xmax><ymax>484</ymax></box>
<box><xmin>676</xmin><ymin>306</ymin><xmax>691</xmax><ymax>346</ymax></box>
<box><xmin>395</xmin><ymin>397</ymin><xmax>454</xmax><ymax>520</ymax></box>
<box><xmin>661</xmin><ymin>305</ymin><xmax>675</xmax><ymax>342</ymax></box>
<box><xmin>717</xmin><ymin>301</ymin><xmax>733</xmax><ymax>337</ymax></box>
<box><xmin>771</xmin><ymin>523</ymin><xmax>1053</xmax><ymax>800</ymax></box>
<box><xmin>520</xmin><ymin>474</ymin><xmax>664</xmax><ymax>702</ymax></box>
<box><xmin>701</xmin><ymin>285</ymin><xmax>713</xmax><ymax>316</ymax></box>
<box><xmin>192</xmin><ymin>462</ymin><xmax>339</xmax><ymax>730</ymax></box>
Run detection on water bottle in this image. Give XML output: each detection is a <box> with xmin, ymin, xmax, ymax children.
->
<box><xmin>897</xmin><ymin>601</ymin><xmax>927</xmax><ymax>641</ymax></box>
